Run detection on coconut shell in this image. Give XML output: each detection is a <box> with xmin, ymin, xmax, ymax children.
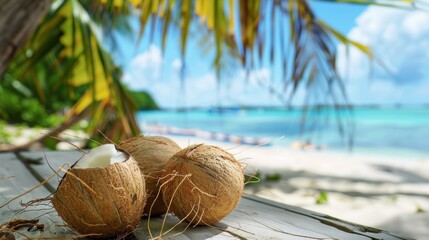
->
<box><xmin>119</xmin><ymin>136</ymin><xmax>181</xmax><ymax>216</ymax></box>
<box><xmin>161</xmin><ymin>144</ymin><xmax>244</xmax><ymax>225</ymax></box>
<box><xmin>52</xmin><ymin>152</ymin><xmax>146</xmax><ymax>238</ymax></box>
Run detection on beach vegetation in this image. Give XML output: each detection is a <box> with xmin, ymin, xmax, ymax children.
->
<box><xmin>0</xmin><ymin>87</ymin><xmax>63</xmax><ymax>128</ymax></box>
<box><xmin>128</xmin><ymin>90</ymin><xmax>159</xmax><ymax>110</ymax></box>
<box><xmin>416</xmin><ymin>205</ymin><xmax>425</xmax><ymax>213</ymax></box>
<box><xmin>390</xmin><ymin>195</ymin><xmax>398</xmax><ymax>203</ymax></box>
<box><xmin>0</xmin><ymin>120</ymin><xmax>11</xmax><ymax>144</ymax></box>
<box><xmin>315</xmin><ymin>191</ymin><xmax>329</xmax><ymax>205</ymax></box>
<box><xmin>265</xmin><ymin>173</ymin><xmax>282</xmax><ymax>182</ymax></box>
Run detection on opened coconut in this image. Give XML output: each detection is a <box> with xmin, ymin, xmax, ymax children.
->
<box><xmin>161</xmin><ymin>144</ymin><xmax>244</xmax><ymax>225</ymax></box>
<box><xmin>119</xmin><ymin>136</ymin><xmax>181</xmax><ymax>216</ymax></box>
<box><xmin>51</xmin><ymin>144</ymin><xmax>146</xmax><ymax>238</ymax></box>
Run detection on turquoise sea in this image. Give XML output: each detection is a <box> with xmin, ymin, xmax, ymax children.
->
<box><xmin>137</xmin><ymin>106</ymin><xmax>429</xmax><ymax>159</ymax></box>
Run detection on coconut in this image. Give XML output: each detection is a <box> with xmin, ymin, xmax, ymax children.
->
<box><xmin>51</xmin><ymin>144</ymin><xmax>146</xmax><ymax>238</ymax></box>
<box><xmin>119</xmin><ymin>136</ymin><xmax>181</xmax><ymax>216</ymax></box>
<box><xmin>161</xmin><ymin>144</ymin><xmax>244</xmax><ymax>225</ymax></box>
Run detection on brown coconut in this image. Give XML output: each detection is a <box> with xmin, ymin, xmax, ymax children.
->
<box><xmin>119</xmin><ymin>136</ymin><xmax>181</xmax><ymax>216</ymax></box>
<box><xmin>51</xmin><ymin>146</ymin><xmax>146</xmax><ymax>238</ymax></box>
<box><xmin>161</xmin><ymin>144</ymin><xmax>244</xmax><ymax>225</ymax></box>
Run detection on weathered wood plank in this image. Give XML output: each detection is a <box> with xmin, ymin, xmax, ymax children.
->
<box><xmin>18</xmin><ymin>150</ymin><xmax>84</xmax><ymax>190</ymax></box>
<box><xmin>1</xmin><ymin>151</ymin><xmax>413</xmax><ymax>239</ymax></box>
<box><xmin>0</xmin><ymin>152</ymin><xmax>74</xmax><ymax>239</ymax></box>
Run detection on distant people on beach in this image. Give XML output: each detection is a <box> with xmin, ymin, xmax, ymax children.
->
<box><xmin>291</xmin><ymin>139</ymin><xmax>327</xmax><ymax>151</ymax></box>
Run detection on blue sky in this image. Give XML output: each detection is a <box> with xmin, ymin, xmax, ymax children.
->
<box><xmin>115</xmin><ymin>2</ymin><xmax>429</xmax><ymax>108</ymax></box>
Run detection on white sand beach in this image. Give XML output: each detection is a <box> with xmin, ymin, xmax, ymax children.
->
<box><xmin>165</xmin><ymin>134</ymin><xmax>429</xmax><ymax>239</ymax></box>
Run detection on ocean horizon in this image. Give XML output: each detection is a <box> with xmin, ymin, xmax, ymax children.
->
<box><xmin>137</xmin><ymin>106</ymin><xmax>429</xmax><ymax>160</ymax></box>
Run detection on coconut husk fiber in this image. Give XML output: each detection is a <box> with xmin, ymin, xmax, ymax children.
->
<box><xmin>161</xmin><ymin>144</ymin><xmax>244</xmax><ymax>225</ymax></box>
<box><xmin>52</xmin><ymin>152</ymin><xmax>146</xmax><ymax>238</ymax></box>
<box><xmin>119</xmin><ymin>136</ymin><xmax>181</xmax><ymax>216</ymax></box>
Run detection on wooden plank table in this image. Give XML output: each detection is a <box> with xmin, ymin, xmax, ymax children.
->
<box><xmin>0</xmin><ymin>151</ymin><xmax>413</xmax><ymax>240</ymax></box>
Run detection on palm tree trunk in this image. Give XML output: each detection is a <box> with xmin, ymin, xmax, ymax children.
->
<box><xmin>0</xmin><ymin>0</ymin><xmax>51</xmax><ymax>77</ymax></box>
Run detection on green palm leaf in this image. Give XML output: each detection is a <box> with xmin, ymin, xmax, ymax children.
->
<box><xmin>2</xmin><ymin>0</ymin><xmax>140</xmax><ymax>149</ymax></box>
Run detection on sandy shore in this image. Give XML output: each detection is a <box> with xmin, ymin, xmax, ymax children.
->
<box><xmin>0</xmin><ymin>124</ymin><xmax>88</xmax><ymax>151</ymax></box>
<box><xmin>163</xmin><ymin>134</ymin><xmax>429</xmax><ymax>239</ymax></box>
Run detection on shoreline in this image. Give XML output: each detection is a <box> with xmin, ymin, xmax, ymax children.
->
<box><xmin>140</xmin><ymin>122</ymin><xmax>429</xmax><ymax>161</ymax></box>
<box><xmin>138</xmin><ymin>107</ymin><xmax>429</xmax><ymax>161</ymax></box>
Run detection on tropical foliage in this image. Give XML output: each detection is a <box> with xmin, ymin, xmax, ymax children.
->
<box><xmin>0</xmin><ymin>0</ymin><xmax>420</xmax><ymax>150</ymax></box>
<box><xmin>1</xmin><ymin>0</ymin><xmax>140</xmax><ymax>148</ymax></box>
<box><xmin>129</xmin><ymin>90</ymin><xmax>159</xmax><ymax>110</ymax></box>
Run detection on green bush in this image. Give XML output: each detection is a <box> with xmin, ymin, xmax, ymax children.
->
<box><xmin>128</xmin><ymin>90</ymin><xmax>159</xmax><ymax>110</ymax></box>
<box><xmin>315</xmin><ymin>191</ymin><xmax>329</xmax><ymax>205</ymax></box>
<box><xmin>265</xmin><ymin>173</ymin><xmax>282</xmax><ymax>181</ymax></box>
<box><xmin>0</xmin><ymin>120</ymin><xmax>11</xmax><ymax>144</ymax></box>
<box><xmin>0</xmin><ymin>88</ymin><xmax>62</xmax><ymax>127</ymax></box>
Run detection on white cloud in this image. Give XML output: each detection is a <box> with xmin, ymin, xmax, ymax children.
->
<box><xmin>337</xmin><ymin>7</ymin><xmax>429</xmax><ymax>104</ymax></box>
<box><xmin>146</xmin><ymin>67</ymin><xmax>284</xmax><ymax>108</ymax></box>
<box><xmin>123</xmin><ymin>45</ymin><xmax>282</xmax><ymax>108</ymax></box>
<box><xmin>122</xmin><ymin>44</ymin><xmax>163</xmax><ymax>90</ymax></box>
<box><xmin>121</xmin><ymin>73</ymin><xmax>133</xmax><ymax>87</ymax></box>
<box><xmin>171</xmin><ymin>58</ymin><xmax>182</xmax><ymax>73</ymax></box>
<box><xmin>131</xmin><ymin>44</ymin><xmax>163</xmax><ymax>72</ymax></box>
<box><xmin>227</xmin><ymin>68</ymin><xmax>282</xmax><ymax>106</ymax></box>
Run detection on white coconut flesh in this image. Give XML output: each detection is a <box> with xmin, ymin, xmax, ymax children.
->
<box><xmin>73</xmin><ymin>144</ymin><xmax>127</xmax><ymax>169</ymax></box>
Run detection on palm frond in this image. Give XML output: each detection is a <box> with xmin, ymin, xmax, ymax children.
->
<box><xmin>2</xmin><ymin>0</ymin><xmax>140</xmax><ymax>147</ymax></box>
